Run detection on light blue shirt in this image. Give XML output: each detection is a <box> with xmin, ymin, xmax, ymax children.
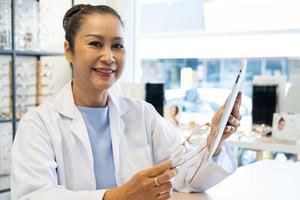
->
<box><xmin>78</xmin><ymin>106</ymin><xmax>117</xmax><ymax>189</ymax></box>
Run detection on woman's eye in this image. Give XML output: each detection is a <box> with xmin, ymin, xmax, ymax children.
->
<box><xmin>113</xmin><ymin>43</ymin><xmax>124</xmax><ymax>49</ymax></box>
<box><xmin>89</xmin><ymin>41</ymin><xmax>102</xmax><ymax>47</ymax></box>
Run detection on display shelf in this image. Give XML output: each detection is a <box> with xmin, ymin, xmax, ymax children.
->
<box><xmin>0</xmin><ymin>50</ymin><xmax>64</xmax><ymax>57</ymax></box>
<box><xmin>0</xmin><ymin>175</ymin><xmax>10</xmax><ymax>194</ymax></box>
<box><xmin>0</xmin><ymin>188</ymin><xmax>10</xmax><ymax>193</ymax></box>
<box><xmin>15</xmin><ymin>51</ymin><xmax>64</xmax><ymax>57</ymax></box>
<box><xmin>0</xmin><ymin>0</ymin><xmax>72</xmax><ymax>194</ymax></box>
<box><xmin>0</xmin><ymin>119</ymin><xmax>13</xmax><ymax>123</ymax></box>
<box><xmin>0</xmin><ymin>119</ymin><xmax>20</xmax><ymax>123</ymax></box>
<box><xmin>0</xmin><ymin>50</ymin><xmax>13</xmax><ymax>55</ymax></box>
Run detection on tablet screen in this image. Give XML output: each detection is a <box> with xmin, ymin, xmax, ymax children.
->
<box><xmin>206</xmin><ymin>60</ymin><xmax>247</xmax><ymax>161</ymax></box>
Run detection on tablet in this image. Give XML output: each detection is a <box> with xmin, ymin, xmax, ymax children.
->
<box><xmin>206</xmin><ymin>60</ymin><xmax>247</xmax><ymax>161</ymax></box>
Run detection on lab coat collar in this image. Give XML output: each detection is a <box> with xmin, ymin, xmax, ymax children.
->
<box><xmin>52</xmin><ymin>81</ymin><xmax>75</xmax><ymax>119</ymax></box>
<box><xmin>51</xmin><ymin>81</ymin><xmax>131</xmax><ymax>186</ymax></box>
<box><xmin>52</xmin><ymin>81</ymin><xmax>131</xmax><ymax>119</ymax></box>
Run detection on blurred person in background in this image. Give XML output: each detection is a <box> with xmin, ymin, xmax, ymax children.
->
<box><xmin>167</xmin><ymin>105</ymin><xmax>180</xmax><ymax>128</ymax></box>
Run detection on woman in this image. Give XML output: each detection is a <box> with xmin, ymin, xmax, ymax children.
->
<box><xmin>11</xmin><ymin>4</ymin><xmax>241</xmax><ymax>200</ymax></box>
<box><xmin>167</xmin><ymin>105</ymin><xmax>180</xmax><ymax>128</ymax></box>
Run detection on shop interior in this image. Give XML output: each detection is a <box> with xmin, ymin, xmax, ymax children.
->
<box><xmin>1</xmin><ymin>0</ymin><xmax>300</xmax><ymax>199</ymax></box>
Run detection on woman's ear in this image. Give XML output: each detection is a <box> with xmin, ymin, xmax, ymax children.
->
<box><xmin>64</xmin><ymin>41</ymin><xmax>73</xmax><ymax>63</ymax></box>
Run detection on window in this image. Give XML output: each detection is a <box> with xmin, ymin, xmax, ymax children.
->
<box><xmin>135</xmin><ymin>1</ymin><xmax>300</xmax><ymax>131</ymax></box>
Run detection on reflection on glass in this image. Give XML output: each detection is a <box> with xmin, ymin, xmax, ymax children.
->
<box><xmin>14</xmin><ymin>0</ymin><xmax>56</xmax><ymax>51</ymax></box>
<box><xmin>0</xmin><ymin>0</ymin><xmax>11</xmax><ymax>50</ymax></box>
<box><xmin>15</xmin><ymin>58</ymin><xmax>37</xmax><ymax>117</ymax></box>
<box><xmin>0</xmin><ymin>58</ymin><xmax>11</xmax><ymax>119</ymax></box>
<box><xmin>40</xmin><ymin>62</ymin><xmax>54</xmax><ymax>101</ymax></box>
<box><xmin>0</xmin><ymin>95</ymin><xmax>10</xmax><ymax>120</ymax></box>
<box><xmin>0</xmin><ymin>123</ymin><xmax>12</xmax><ymax>175</ymax></box>
<box><xmin>16</xmin><ymin>0</ymin><xmax>40</xmax><ymax>50</ymax></box>
<box><xmin>14</xmin><ymin>59</ymin><xmax>56</xmax><ymax>116</ymax></box>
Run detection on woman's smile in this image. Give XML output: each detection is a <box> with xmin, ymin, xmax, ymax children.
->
<box><xmin>92</xmin><ymin>67</ymin><xmax>116</xmax><ymax>78</ymax></box>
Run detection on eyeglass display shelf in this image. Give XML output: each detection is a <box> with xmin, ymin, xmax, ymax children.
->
<box><xmin>0</xmin><ymin>118</ymin><xmax>20</xmax><ymax>123</ymax></box>
<box><xmin>0</xmin><ymin>49</ymin><xmax>64</xmax><ymax>57</ymax></box>
<box><xmin>0</xmin><ymin>175</ymin><xmax>10</xmax><ymax>194</ymax></box>
<box><xmin>0</xmin><ymin>119</ymin><xmax>13</xmax><ymax>123</ymax></box>
<box><xmin>0</xmin><ymin>188</ymin><xmax>10</xmax><ymax>193</ymax></box>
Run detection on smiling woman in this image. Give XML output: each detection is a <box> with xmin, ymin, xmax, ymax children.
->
<box><xmin>63</xmin><ymin>5</ymin><xmax>126</xmax><ymax>107</ymax></box>
<box><xmin>11</xmin><ymin>4</ymin><xmax>241</xmax><ymax>200</ymax></box>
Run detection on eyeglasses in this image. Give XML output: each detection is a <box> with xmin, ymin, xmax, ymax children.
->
<box><xmin>170</xmin><ymin>122</ymin><xmax>212</xmax><ymax>183</ymax></box>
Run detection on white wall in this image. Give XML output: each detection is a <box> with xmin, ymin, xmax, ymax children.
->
<box><xmin>138</xmin><ymin>32</ymin><xmax>300</xmax><ymax>59</ymax></box>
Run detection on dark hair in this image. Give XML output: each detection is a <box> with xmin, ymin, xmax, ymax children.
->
<box><xmin>279</xmin><ymin>117</ymin><xmax>285</xmax><ymax>123</ymax></box>
<box><xmin>63</xmin><ymin>4</ymin><xmax>124</xmax><ymax>52</ymax></box>
<box><xmin>172</xmin><ymin>105</ymin><xmax>179</xmax><ymax>115</ymax></box>
<box><xmin>174</xmin><ymin>105</ymin><xmax>179</xmax><ymax>114</ymax></box>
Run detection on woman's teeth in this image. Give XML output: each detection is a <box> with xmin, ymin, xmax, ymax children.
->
<box><xmin>93</xmin><ymin>68</ymin><xmax>114</xmax><ymax>74</ymax></box>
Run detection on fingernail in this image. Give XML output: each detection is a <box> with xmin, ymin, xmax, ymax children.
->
<box><xmin>235</xmin><ymin>119</ymin><xmax>240</xmax><ymax>126</ymax></box>
<box><xmin>232</xmin><ymin>118</ymin><xmax>240</xmax><ymax>126</ymax></box>
<box><xmin>227</xmin><ymin>126</ymin><xmax>234</xmax><ymax>132</ymax></box>
<box><xmin>235</xmin><ymin>100</ymin><xmax>241</xmax><ymax>107</ymax></box>
<box><xmin>171</xmin><ymin>169</ymin><xmax>177</xmax><ymax>176</ymax></box>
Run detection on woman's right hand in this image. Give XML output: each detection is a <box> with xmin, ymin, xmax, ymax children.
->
<box><xmin>104</xmin><ymin>160</ymin><xmax>176</xmax><ymax>200</ymax></box>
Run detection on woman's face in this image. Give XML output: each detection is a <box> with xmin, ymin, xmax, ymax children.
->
<box><xmin>278</xmin><ymin>120</ymin><xmax>285</xmax><ymax>130</ymax></box>
<box><xmin>169</xmin><ymin>106</ymin><xmax>178</xmax><ymax>117</ymax></box>
<box><xmin>65</xmin><ymin>13</ymin><xmax>125</xmax><ymax>91</ymax></box>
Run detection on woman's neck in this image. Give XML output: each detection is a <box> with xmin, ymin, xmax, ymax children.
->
<box><xmin>72</xmin><ymin>81</ymin><xmax>108</xmax><ymax>107</ymax></box>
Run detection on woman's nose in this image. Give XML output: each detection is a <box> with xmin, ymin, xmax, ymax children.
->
<box><xmin>99</xmin><ymin>46</ymin><xmax>115</xmax><ymax>64</ymax></box>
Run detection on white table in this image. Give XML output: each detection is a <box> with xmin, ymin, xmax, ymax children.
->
<box><xmin>172</xmin><ymin>160</ymin><xmax>300</xmax><ymax>200</ymax></box>
<box><xmin>227</xmin><ymin>134</ymin><xmax>300</xmax><ymax>159</ymax></box>
<box><xmin>172</xmin><ymin>192</ymin><xmax>207</xmax><ymax>199</ymax></box>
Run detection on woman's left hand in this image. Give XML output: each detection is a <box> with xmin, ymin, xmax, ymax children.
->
<box><xmin>207</xmin><ymin>92</ymin><xmax>242</xmax><ymax>156</ymax></box>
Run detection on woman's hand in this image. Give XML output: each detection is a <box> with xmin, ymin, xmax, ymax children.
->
<box><xmin>207</xmin><ymin>92</ymin><xmax>242</xmax><ymax>156</ymax></box>
<box><xmin>104</xmin><ymin>160</ymin><xmax>176</xmax><ymax>200</ymax></box>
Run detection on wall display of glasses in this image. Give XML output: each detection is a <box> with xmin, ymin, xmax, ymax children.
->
<box><xmin>0</xmin><ymin>0</ymin><xmax>72</xmax><ymax>195</ymax></box>
<box><xmin>0</xmin><ymin>56</ymin><xmax>11</xmax><ymax>120</ymax></box>
<box><xmin>15</xmin><ymin>57</ymin><xmax>55</xmax><ymax>118</ymax></box>
<box><xmin>0</xmin><ymin>190</ymin><xmax>10</xmax><ymax>200</ymax></box>
<box><xmin>38</xmin><ymin>61</ymin><xmax>54</xmax><ymax>104</ymax></box>
<box><xmin>0</xmin><ymin>123</ymin><xmax>12</xmax><ymax>176</ymax></box>
<box><xmin>15</xmin><ymin>57</ymin><xmax>37</xmax><ymax>117</ymax></box>
<box><xmin>0</xmin><ymin>122</ymin><xmax>11</xmax><ymax>196</ymax></box>
<box><xmin>0</xmin><ymin>0</ymin><xmax>11</xmax><ymax>50</ymax></box>
<box><xmin>0</xmin><ymin>57</ymin><xmax>12</xmax><ymax>179</ymax></box>
<box><xmin>15</xmin><ymin>0</ymin><xmax>40</xmax><ymax>50</ymax></box>
<box><xmin>0</xmin><ymin>172</ymin><xmax>10</xmax><ymax>197</ymax></box>
<box><xmin>15</xmin><ymin>0</ymin><xmax>57</xmax><ymax>51</ymax></box>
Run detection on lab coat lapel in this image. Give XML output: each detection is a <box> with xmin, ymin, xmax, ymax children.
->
<box><xmin>52</xmin><ymin>81</ymin><xmax>96</xmax><ymax>188</ymax></box>
<box><xmin>108</xmin><ymin>93</ymin><xmax>130</xmax><ymax>186</ymax></box>
<box><xmin>69</xmin><ymin>109</ymin><xmax>95</xmax><ymax>174</ymax></box>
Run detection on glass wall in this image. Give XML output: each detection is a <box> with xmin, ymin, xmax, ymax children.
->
<box><xmin>140</xmin><ymin>57</ymin><xmax>299</xmax><ymax>131</ymax></box>
<box><xmin>135</xmin><ymin>0</ymin><xmax>300</xmax><ymax>133</ymax></box>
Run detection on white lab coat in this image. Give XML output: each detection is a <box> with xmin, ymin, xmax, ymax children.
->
<box><xmin>11</xmin><ymin>82</ymin><xmax>237</xmax><ymax>200</ymax></box>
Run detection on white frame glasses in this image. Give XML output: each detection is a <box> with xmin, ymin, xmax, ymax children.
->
<box><xmin>170</xmin><ymin>123</ymin><xmax>212</xmax><ymax>183</ymax></box>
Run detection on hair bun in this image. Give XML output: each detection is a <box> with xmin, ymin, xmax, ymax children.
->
<box><xmin>63</xmin><ymin>4</ymin><xmax>90</xmax><ymax>31</ymax></box>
